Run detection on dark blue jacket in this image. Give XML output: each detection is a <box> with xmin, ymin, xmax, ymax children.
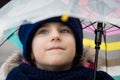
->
<box><xmin>6</xmin><ymin>63</ymin><xmax>114</xmax><ymax>80</ymax></box>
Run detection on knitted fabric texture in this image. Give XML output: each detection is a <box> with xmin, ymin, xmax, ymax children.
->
<box><xmin>6</xmin><ymin>63</ymin><xmax>114</xmax><ymax>80</ymax></box>
<box><xmin>18</xmin><ymin>16</ymin><xmax>83</xmax><ymax>63</ymax></box>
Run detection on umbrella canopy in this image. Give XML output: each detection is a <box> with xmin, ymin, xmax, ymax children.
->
<box><xmin>0</xmin><ymin>0</ymin><xmax>120</xmax><ymax>61</ymax></box>
<box><xmin>82</xmin><ymin>23</ymin><xmax>120</xmax><ymax>64</ymax></box>
<box><xmin>1</xmin><ymin>0</ymin><xmax>120</xmax><ymax>30</ymax></box>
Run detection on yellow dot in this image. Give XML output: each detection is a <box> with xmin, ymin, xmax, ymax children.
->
<box><xmin>61</xmin><ymin>13</ymin><xmax>69</xmax><ymax>22</ymax></box>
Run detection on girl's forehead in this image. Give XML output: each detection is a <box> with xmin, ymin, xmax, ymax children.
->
<box><xmin>39</xmin><ymin>22</ymin><xmax>69</xmax><ymax>28</ymax></box>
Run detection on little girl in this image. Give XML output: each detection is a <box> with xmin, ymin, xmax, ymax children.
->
<box><xmin>6</xmin><ymin>16</ymin><xmax>114</xmax><ymax>80</ymax></box>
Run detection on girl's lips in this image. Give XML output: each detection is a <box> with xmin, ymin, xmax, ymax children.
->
<box><xmin>47</xmin><ymin>47</ymin><xmax>65</xmax><ymax>50</ymax></box>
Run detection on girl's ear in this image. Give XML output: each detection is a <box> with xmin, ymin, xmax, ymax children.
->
<box><xmin>31</xmin><ymin>53</ymin><xmax>35</xmax><ymax>61</ymax></box>
<box><xmin>30</xmin><ymin>52</ymin><xmax>37</xmax><ymax>66</ymax></box>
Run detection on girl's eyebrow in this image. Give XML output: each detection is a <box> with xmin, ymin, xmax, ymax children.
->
<box><xmin>57</xmin><ymin>23</ymin><xmax>68</xmax><ymax>28</ymax></box>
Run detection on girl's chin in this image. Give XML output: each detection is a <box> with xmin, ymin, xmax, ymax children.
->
<box><xmin>46</xmin><ymin>60</ymin><xmax>71</xmax><ymax>67</ymax></box>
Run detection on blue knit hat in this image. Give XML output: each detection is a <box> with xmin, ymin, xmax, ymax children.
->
<box><xmin>18</xmin><ymin>16</ymin><xmax>83</xmax><ymax>64</ymax></box>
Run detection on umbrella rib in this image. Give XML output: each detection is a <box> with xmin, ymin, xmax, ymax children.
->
<box><xmin>103</xmin><ymin>23</ymin><xmax>120</xmax><ymax>32</ymax></box>
<box><xmin>82</xmin><ymin>21</ymin><xmax>96</xmax><ymax>29</ymax></box>
<box><xmin>110</xmin><ymin>23</ymin><xmax>120</xmax><ymax>29</ymax></box>
<box><xmin>103</xmin><ymin>23</ymin><xmax>106</xmax><ymax>28</ymax></box>
<box><xmin>89</xmin><ymin>21</ymin><xmax>96</xmax><ymax>30</ymax></box>
<box><xmin>0</xmin><ymin>28</ymin><xmax>19</xmax><ymax>47</ymax></box>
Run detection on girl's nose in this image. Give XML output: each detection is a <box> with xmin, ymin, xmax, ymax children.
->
<box><xmin>51</xmin><ymin>31</ymin><xmax>62</xmax><ymax>42</ymax></box>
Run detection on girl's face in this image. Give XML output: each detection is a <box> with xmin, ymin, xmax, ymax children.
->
<box><xmin>32</xmin><ymin>22</ymin><xmax>76</xmax><ymax>71</ymax></box>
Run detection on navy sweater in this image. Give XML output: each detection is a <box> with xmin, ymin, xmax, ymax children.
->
<box><xmin>6</xmin><ymin>63</ymin><xmax>114</xmax><ymax>80</ymax></box>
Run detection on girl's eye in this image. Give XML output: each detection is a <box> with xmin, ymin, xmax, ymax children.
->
<box><xmin>60</xmin><ymin>29</ymin><xmax>70</xmax><ymax>33</ymax></box>
<box><xmin>38</xmin><ymin>29</ymin><xmax>48</xmax><ymax>34</ymax></box>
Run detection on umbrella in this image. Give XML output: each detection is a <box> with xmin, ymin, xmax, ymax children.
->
<box><xmin>0</xmin><ymin>0</ymin><xmax>120</xmax><ymax>79</ymax></box>
<box><xmin>0</xmin><ymin>0</ymin><xmax>10</xmax><ymax>8</ymax></box>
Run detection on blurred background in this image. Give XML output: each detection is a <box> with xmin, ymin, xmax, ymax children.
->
<box><xmin>0</xmin><ymin>0</ymin><xmax>11</xmax><ymax>66</ymax></box>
